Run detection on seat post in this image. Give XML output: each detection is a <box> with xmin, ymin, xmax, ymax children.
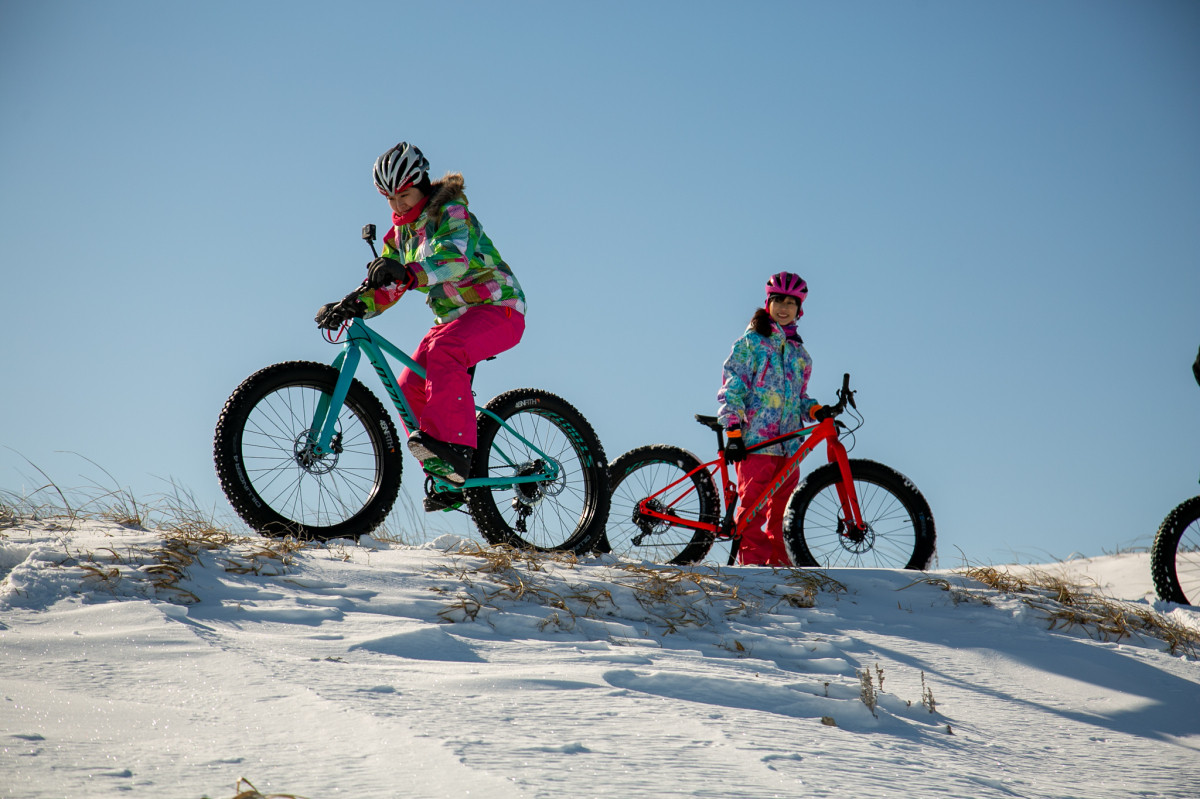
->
<box><xmin>694</xmin><ymin>414</ymin><xmax>727</xmax><ymax>453</ymax></box>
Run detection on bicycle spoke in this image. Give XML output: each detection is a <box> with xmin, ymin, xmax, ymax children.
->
<box><xmin>1177</xmin><ymin>517</ymin><xmax>1200</xmax><ymax>602</ymax></box>
<box><xmin>235</xmin><ymin>381</ymin><xmax>384</xmax><ymax>529</ymax></box>
<box><xmin>605</xmin><ymin>446</ymin><xmax>718</xmax><ymax>565</ymax></box>
<box><xmin>789</xmin><ymin>463</ymin><xmax>930</xmax><ymax>569</ymax></box>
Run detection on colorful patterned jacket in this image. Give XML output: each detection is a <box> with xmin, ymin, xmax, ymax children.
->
<box><xmin>717</xmin><ymin>322</ymin><xmax>819</xmax><ymax>457</ymax></box>
<box><xmin>359</xmin><ymin>173</ymin><xmax>526</xmax><ymax>324</ymax></box>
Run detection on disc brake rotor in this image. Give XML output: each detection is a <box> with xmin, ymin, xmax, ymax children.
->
<box><xmin>293</xmin><ymin>431</ymin><xmax>341</xmax><ymax>475</ymax></box>
<box><xmin>837</xmin><ymin>518</ymin><xmax>876</xmax><ymax>554</ymax></box>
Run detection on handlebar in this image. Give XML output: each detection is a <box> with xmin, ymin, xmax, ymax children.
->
<box><xmin>817</xmin><ymin>373</ymin><xmax>856</xmax><ymax>421</ymax></box>
<box><xmin>839</xmin><ymin>373</ymin><xmax>857</xmax><ymax>411</ymax></box>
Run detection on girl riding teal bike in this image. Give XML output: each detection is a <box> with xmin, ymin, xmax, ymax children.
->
<box><xmin>215</xmin><ymin>143</ymin><xmax>609</xmax><ymax>551</ymax></box>
<box><xmin>317</xmin><ymin>142</ymin><xmax>526</xmax><ymax>493</ymax></box>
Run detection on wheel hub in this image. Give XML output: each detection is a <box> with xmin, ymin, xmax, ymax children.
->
<box><xmin>294</xmin><ymin>431</ymin><xmax>341</xmax><ymax>475</ymax></box>
<box><xmin>837</xmin><ymin>518</ymin><xmax>876</xmax><ymax>554</ymax></box>
<box><xmin>631</xmin><ymin>498</ymin><xmax>677</xmax><ymax>545</ymax></box>
<box><xmin>512</xmin><ymin>459</ymin><xmax>564</xmax><ymax>505</ymax></box>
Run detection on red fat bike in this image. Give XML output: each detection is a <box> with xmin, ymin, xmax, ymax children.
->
<box><xmin>602</xmin><ymin>374</ymin><xmax>936</xmax><ymax>568</ymax></box>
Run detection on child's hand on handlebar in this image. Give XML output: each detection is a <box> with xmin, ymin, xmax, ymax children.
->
<box><xmin>366</xmin><ymin>257</ymin><xmax>416</xmax><ymax>289</ymax></box>
<box><xmin>315</xmin><ymin>291</ymin><xmax>367</xmax><ymax>330</ymax></box>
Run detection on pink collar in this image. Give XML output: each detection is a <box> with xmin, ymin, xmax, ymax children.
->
<box><xmin>392</xmin><ymin>195</ymin><xmax>429</xmax><ymax>227</ymax></box>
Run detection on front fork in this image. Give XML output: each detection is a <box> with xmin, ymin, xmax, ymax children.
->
<box><xmin>718</xmin><ymin>419</ymin><xmax>865</xmax><ymax>538</ymax></box>
<box><xmin>826</xmin><ymin>430</ymin><xmax>867</xmax><ymax>537</ymax></box>
<box><xmin>309</xmin><ymin>345</ymin><xmax>361</xmax><ymax>456</ymax></box>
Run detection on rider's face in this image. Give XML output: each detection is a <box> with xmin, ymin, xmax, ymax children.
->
<box><xmin>768</xmin><ymin>295</ymin><xmax>800</xmax><ymax>326</ymax></box>
<box><xmin>387</xmin><ymin>186</ymin><xmax>425</xmax><ymax>217</ymax></box>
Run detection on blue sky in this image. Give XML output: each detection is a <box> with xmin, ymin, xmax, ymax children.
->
<box><xmin>3</xmin><ymin>0</ymin><xmax>1198</xmax><ymax>565</ymax></box>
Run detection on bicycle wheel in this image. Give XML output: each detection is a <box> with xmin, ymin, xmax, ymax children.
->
<box><xmin>214</xmin><ymin>361</ymin><xmax>402</xmax><ymax>541</ymax></box>
<box><xmin>604</xmin><ymin>445</ymin><xmax>719</xmax><ymax>565</ymax></box>
<box><xmin>1151</xmin><ymin>495</ymin><xmax>1200</xmax><ymax>605</ymax></box>
<box><xmin>465</xmin><ymin>388</ymin><xmax>609</xmax><ymax>553</ymax></box>
<box><xmin>784</xmin><ymin>459</ymin><xmax>935</xmax><ymax>570</ymax></box>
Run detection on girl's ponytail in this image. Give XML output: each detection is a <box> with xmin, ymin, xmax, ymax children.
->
<box><xmin>750</xmin><ymin>308</ymin><xmax>773</xmax><ymax>337</ymax></box>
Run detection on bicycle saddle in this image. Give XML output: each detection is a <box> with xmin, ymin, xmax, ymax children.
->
<box><xmin>694</xmin><ymin>414</ymin><xmax>724</xmax><ymax>432</ymax></box>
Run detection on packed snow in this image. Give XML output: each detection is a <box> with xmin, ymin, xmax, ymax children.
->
<box><xmin>1</xmin><ymin>517</ymin><xmax>1198</xmax><ymax>798</ymax></box>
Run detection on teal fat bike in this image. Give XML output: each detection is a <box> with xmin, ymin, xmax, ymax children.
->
<box><xmin>213</xmin><ymin>226</ymin><xmax>609</xmax><ymax>552</ymax></box>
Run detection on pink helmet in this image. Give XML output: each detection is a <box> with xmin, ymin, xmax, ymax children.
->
<box><xmin>765</xmin><ymin>271</ymin><xmax>808</xmax><ymax>301</ymax></box>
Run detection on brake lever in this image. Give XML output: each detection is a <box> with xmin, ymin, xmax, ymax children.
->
<box><xmin>839</xmin><ymin>372</ymin><xmax>858</xmax><ymax>410</ymax></box>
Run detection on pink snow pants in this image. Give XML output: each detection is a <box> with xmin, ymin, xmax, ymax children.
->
<box><xmin>397</xmin><ymin>305</ymin><xmax>525</xmax><ymax>448</ymax></box>
<box><xmin>734</xmin><ymin>454</ymin><xmax>799</xmax><ymax>567</ymax></box>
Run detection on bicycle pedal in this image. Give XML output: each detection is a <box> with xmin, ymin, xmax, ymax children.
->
<box><xmin>423</xmin><ymin>491</ymin><xmax>465</xmax><ymax>513</ymax></box>
<box><xmin>422</xmin><ymin>457</ymin><xmax>453</xmax><ymax>477</ymax></box>
<box><xmin>421</xmin><ymin>456</ymin><xmax>467</xmax><ymax>485</ymax></box>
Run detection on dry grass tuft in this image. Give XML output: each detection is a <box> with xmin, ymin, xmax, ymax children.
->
<box><xmin>956</xmin><ymin>565</ymin><xmax>1199</xmax><ymax>657</ymax></box>
<box><xmin>429</xmin><ymin>544</ymin><xmax>847</xmax><ymax>638</ymax></box>
<box><xmin>775</xmin><ymin>568</ymin><xmax>848</xmax><ymax>609</ymax></box>
<box><xmin>855</xmin><ymin>663</ymin><xmax>943</xmax><ymax>720</ymax></box>
<box><xmin>220</xmin><ymin>778</ymin><xmax>308</xmax><ymax>799</ymax></box>
<box><xmin>901</xmin><ymin>575</ymin><xmax>987</xmax><ymax>606</ymax></box>
<box><xmin>613</xmin><ymin>563</ymin><xmax>748</xmax><ymax>632</ymax></box>
<box><xmin>857</xmin><ymin>667</ymin><xmax>879</xmax><ymax>717</ymax></box>
<box><xmin>920</xmin><ymin>671</ymin><xmax>937</xmax><ymax>714</ymax></box>
<box><xmin>1</xmin><ymin>467</ymin><xmax>311</xmax><ymax>604</ymax></box>
<box><xmin>961</xmin><ymin>565</ymin><xmax>1032</xmax><ymax>595</ymax></box>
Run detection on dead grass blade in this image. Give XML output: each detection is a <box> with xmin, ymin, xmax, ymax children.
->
<box><xmin>955</xmin><ymin>565</ymin><xmax>1198</xmax><ymax>657</ymax></box>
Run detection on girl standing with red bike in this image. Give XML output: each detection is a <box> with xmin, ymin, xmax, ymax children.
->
<box><xmin>717</xmin><ymin>272</ymin><xmax>827</xmax><ymax>566</ymax></box>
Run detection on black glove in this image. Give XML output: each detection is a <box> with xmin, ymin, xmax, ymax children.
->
<box><xmin>366</xmin><ymin>257</ymin><xmax>414</xmax><ymax>289</ymax></box>
<box><xmin>724</xmin><ymin>428</ymin><xmax>747</xmax><ymax>463</ymax></box>
<box><xmin>315</xmin><ymin>293</ymin><xmax>366</xmax><ymax>330</ymax></box>
<box><xmin>813</xmin><ymin>403</ymin><xmax>836</xmax><ymax>422</ymax></box>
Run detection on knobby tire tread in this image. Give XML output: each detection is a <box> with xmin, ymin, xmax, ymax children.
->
<box><xmin>464</xmin><ymin>388</ymin><xmax>609</xmax><ymax>554</ymax></box>
<box><xmin>1150</xmin><ymin>495</ymin><xmax>1200</xmax><ymax>605</ymax></box>
<box><xmin>784</xmin><ymin>458</ymin><xmax>935</xmax><ymax>570</ymax></box>
<box><xmin>213</xmin><ymin>361</ymin><xmax>402</xmax><ymax>541</ymax></box>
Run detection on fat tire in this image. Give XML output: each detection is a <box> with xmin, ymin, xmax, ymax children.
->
<box><xmin>784</xmin><ymin>459</ymin><xmax>935</xmax><ymax>570</ymax></box>
<box><xmin>214</xmin><ymin>361</ymin><xmax>402</xmax><ymax>541</ymax></box>
<box><xmin>464</xmin><ymin>388</ymin><xmax>609</xmax><ymax>553</ymax></box>
<box><xmin>604</xmin><ymin>445</ymin><xmax>719</xmax><ymax>565</ymax></box>
<box><xmin>1150</xmin><ymin>495</ymin><xmax>1200</xmax><ymax>605</ymax></box>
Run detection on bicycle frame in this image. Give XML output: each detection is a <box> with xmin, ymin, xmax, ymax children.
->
<box><xmin>635</xmin><ymin>417</ymin><xmax>865</xmax><ymax>546</ymax></box>
<box><xmin>305</xmin><ymin>317</ymin><xmax>561</xmax><ymax>491</ymax></box>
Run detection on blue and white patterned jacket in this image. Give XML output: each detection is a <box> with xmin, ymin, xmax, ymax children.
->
<box><xmin>717</xmin><ymin>322</ymin><xmax>819</xmax><ymax>457</ymax></box>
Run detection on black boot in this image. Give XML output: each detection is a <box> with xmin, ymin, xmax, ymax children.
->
<box><xmin>407</xmin><ymin>431</ymin><xmax>475</xmax><ymax>484</ymax></box>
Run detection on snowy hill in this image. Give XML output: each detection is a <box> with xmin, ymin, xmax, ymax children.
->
<box><xmin>2</xmin><ymin>518</ymin><xmax>1198</xmax><ymax>799</ymax></box>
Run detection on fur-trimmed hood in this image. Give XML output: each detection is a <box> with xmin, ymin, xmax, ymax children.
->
<box><xmin>426</xmin><ymin>172</ymin><xmax>467</xmax><ymax>227</ymax></box>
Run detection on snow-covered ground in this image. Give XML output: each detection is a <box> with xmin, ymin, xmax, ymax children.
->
<box><xmin>2</xmin><ymin>518</ymin><xmax>1198</xmax><ymax>799</ymax></box>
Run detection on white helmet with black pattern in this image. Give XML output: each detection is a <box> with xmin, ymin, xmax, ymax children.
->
<box><xmin>373</xmin><ymin>142</ymin><xmax>429</xmax><ymax>197</ymax></box>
